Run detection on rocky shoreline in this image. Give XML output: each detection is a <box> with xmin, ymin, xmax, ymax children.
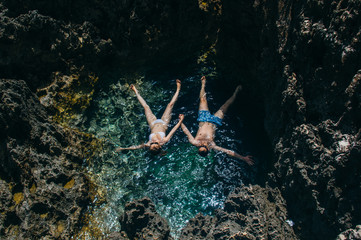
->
<box><xmin>1</xmin><ymin>0</ymin><xmax>360</xmax><ymax>239</ymax></box>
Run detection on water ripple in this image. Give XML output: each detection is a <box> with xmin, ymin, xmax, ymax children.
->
<box><xmin>79</xmin><ymin>74</ymin><xmax>254</xmax><ymax>237</ymax></box>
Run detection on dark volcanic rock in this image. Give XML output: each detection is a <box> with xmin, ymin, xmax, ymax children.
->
<box><xmin>0</xmin><ymin>79</ymin><xmax>91</xmax><ymax>239</ymax></box>
<box><xmin>1</xmin><ymin>0</ymin><xmax>361</xmax><ymax>239</ymax></box>
<box><xmin>180</xmin><ymin>185</ymin><xmax>296</xmax><ymax>240</ymax></box>
<box><xmin>337</xmin><ymin>225</ymin><xmax>361</xmax><ymax>240</ymax></box>
<box><xmin>0</xmin><ymin>0</ymin><xmax>220</xmax><ymax>90</ymax></box>
<box><xmin>213</xmin><ymin>1</ymin><xmax>361</xmax><ymax>239</ymax></box>
<box><xmin>120</xmin><ymin>197</ymin><xmax>173</xmax><ymax>240</ymax></box>
<box><xmin>0</xmin><ymin>8</ymin><xmax>115</xmax><ymax>90</ymax></box>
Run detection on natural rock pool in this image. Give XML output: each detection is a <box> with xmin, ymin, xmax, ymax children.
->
<box><xmin>78</xmin><ymin>70</ymin><xmax>264</xmax><ymax>237</ymax></box>
<box><xmin>2</xmin><ymin>1</ymin><xmax>361</xmax><ymax>239</ymax></box>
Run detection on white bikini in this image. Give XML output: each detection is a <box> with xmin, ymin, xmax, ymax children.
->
<box><xmin>149</xmin><ymin>119</ymin><xmax>166</xmax><ymax>142</ymax></box>
<box><xmin>149</xmin><ymin>132</ymin><xmax>166</xmax><ymax>141</ymax></box>
<box><xmin>151</xmin><ymin>119</ymin><xmax>166</xmax><ymax>127</ymax></box>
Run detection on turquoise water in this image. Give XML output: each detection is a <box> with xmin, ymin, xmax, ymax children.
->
<box><xmin>80</xmin><ymin>72</ymin><xmax>257</xmax><ymax>237</ymax></box>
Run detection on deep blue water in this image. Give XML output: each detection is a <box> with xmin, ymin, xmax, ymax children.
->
<box><xmin>78</xmin><ymin>70</ymin><xmax>262</xmax><ymax>237</ymax></box>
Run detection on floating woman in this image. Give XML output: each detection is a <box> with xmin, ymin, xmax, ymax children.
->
<box><xmin>116</xmin><ymin>80</ymin><xmax>184</xmax><ymax>155</ymax></box>
<box><xmin>180</xmin><ymin>76</ymin><xmax>254</xmax><ymax>165</ymax></box>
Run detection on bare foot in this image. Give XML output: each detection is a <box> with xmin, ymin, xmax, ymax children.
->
<box><xmin>235</xmin><ymin>85</ymin><xmax>242</xmax><ymax>94</ymax></box>
<box><xmin>201</xmin><ymin>76</ymin><xmax>206</xmax><ymax>84</ymax></box>
<box><xmin>176</xmin><ymin>79</ymin><xmax>181</xmax><ymax>89</ymax></box>
<box><xmin>130</xmin><ymin>84</ymin><xmax>137</xmax><ymax>93</ymax></box>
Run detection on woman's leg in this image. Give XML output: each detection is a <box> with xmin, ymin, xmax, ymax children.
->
<box><xmin>214</xmin><ymin>85</ymin><xmax>242</xmax><ymax>119</ymax></box>
<box><xmin>199</xmin><ymin>76</ymin><xmax>209</xmax><ymax>111</ymax></box>
<box><xmin>161</xmin><ymin>79</ymin><xmax>181</xmax><ymax>126</ymax></box>
<box><xmin>131</xmin><ymin>84</ymin><xmax>157</xmax><ymax>126</ymax></box>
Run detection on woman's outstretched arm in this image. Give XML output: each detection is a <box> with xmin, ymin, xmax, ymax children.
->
<box><xmin>210</xmin><ymin>145</ymin><xmax>254</xmax><ymax>165</ymax></box>
<box><xmin>115</xmin><ymin>143</ymin><xmax>147</xmax><ymax>152</ymax></box>
<box><xmin>163</xmin><ymin>114</ymin><xmax>184</xmax><ymax>144</ymax></box>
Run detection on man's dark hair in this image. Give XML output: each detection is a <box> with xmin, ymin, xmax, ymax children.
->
<box><xmin>198</xmin><ymin>146</ymin><xmax>209</xmax><ymax>157</ymax></box>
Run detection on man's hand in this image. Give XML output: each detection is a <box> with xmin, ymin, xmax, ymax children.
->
<box><xmin>243</xmin><ymin>155</ymin><xmax>255</xmax><ymax>166</ymax></box>
<box><xmin>179</xmin><ymin>114</ymin><xmax>184</xmax><ymax>121</ymax></box>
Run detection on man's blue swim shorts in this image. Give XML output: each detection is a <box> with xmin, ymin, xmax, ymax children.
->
<box><xmin>197</xmin><ymin>110</ymin><xmax>223</xmax><ymax>127</ymax></box>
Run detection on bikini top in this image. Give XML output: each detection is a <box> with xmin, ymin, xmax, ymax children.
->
<box><xmin>149</xmin><ymin>132</ymin><xmax>166</xmax><ymax>142</ymax></box>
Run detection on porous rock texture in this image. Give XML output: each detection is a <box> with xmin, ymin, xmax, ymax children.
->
<box><xmin>119</xmin><ymin>197</ymin><xmax>174</xmax><ymax>240</ymax></box>
<box><xmin>214</xmin><ymin>1</ymin><xmax>361</xmax><ymax>239</ymax></box>
<box><xmin>0</xmin><ymin>79</ymin><xmax>92</xmax><ymax>238</ymax></box>
<box><xmin>259</xmin><ymin>1</ymin><xmax>361</xmax><ymax>239</ymax></box>
<box><xmin>179</xmin><ymin>185</ymin><xmax>296</xmax><ymax>240</ymax></box>
<box><xmin>1</xmin><ymin>0</ymin><xmax>361</xmax><ymax>239</ymax></box>
<box><xmin>337</xmin><ymin>225</ymin><xmax>361</xmax><ymax>240</ymax></box>
<box><xmin>0</xmin><ymin>0</ymin><xmax>220</xmax><ymax>90</ymax></box>
<box><xmin>0</xmin><ymin>0</ymin><xmax>221</xmax><ymax>239</ymax></box>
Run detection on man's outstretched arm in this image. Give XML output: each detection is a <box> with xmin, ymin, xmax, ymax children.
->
<box><xmin>163</xmin><ymin>114</ymin><xmax>184</xmax><ymax>144</ymax></box>
<box><xmin>210</xmin><ymin>145</ymin><xmax>254</xmax><ymax>165</ymax></box>
<box><xmin>180</xmin><ymin>123</ymin><xmax>198</xmax><ymax>146</ymax></box>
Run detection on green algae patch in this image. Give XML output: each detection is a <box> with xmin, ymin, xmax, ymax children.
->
<box><xmin>30</xmin><ymin>183</ymin><xmax>36</xmax><ymax>194</ymax></box>
<box><xmin>198</xmin><ymin>0</ymin><xmax>222</xmax><ymax>15</ymax></box>
<box><xmin>197</xmin><ymin>43</ymin><xmax>219</xmax><ymax>78</ymax></box>
<box><xmin>64</xmin><ymin>178</ymin><xmax>75</xmax><ymax>189</ymax></box>
<box><xmin>68</xmin><ymin>127</ymin><xmax>105</xmax><ymax>165</ymax></box>
<box><xmin>38</xmin><ymin>71</ymin><xmax>99</xmax><ymax>126</ymax></box>
<box><xmin>87</xmin><ymin>175</ymin><xmax>107</xmax><ymax>205</ymax></box>
<box><xmin>13</xmin><ymin>192</ymin><xmax>24</xmax><ymax>205</ymax></box>
<box><xmin>73</xmin><ymin>176</ymin><xmax>108</xmax><ymax>239</ymax></box>
<box><xmin>74</xmin><ymin>212</ymin><xmax>107</xmax><ymax>240</ymax></box>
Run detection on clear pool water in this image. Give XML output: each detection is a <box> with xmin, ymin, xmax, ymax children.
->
<box><xmin>79</xmin><ymin>71</ymin><xmax>257</xmax><ymax>237</ymax></box>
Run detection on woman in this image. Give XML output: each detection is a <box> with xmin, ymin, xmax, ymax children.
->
<box><xmin>180</xmin><ymin>76</ymin><xmax>254</xmax><ymax>165</ymax></box>
<box><xmin>116</xmin><ymin>80</ymin><xmax>184</xmax><ymax>155</ymax></box>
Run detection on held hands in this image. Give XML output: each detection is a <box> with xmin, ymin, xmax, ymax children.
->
<box><xmin>179</xmin><ymin>114</ymin><xmax>184</xmax><ymax>121</ymax></box>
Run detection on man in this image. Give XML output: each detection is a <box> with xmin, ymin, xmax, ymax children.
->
<box><xmin>180</xmin><ymin>76</ymin><xmax>254</xmax><ymax>165</ymax></box>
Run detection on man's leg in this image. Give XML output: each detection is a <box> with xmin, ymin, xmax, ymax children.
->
<box><xmin>131</xmin><ymin>84</ymin><xmax>157</xmax><ymax>126</ymax></box>
<box><xmin>161</xmin><ymin>79</ymin><xmax>181</xmax><ymax>126</ymax></box>
<box><xmin>214</xmin><ymin>85</ymin><xmax>242</xmax><ymax>119</ymax></box>
<box><xmin>199</xmin><ymin>76</ymin><xmax>209</xmax><ymax>111</ymax></box>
